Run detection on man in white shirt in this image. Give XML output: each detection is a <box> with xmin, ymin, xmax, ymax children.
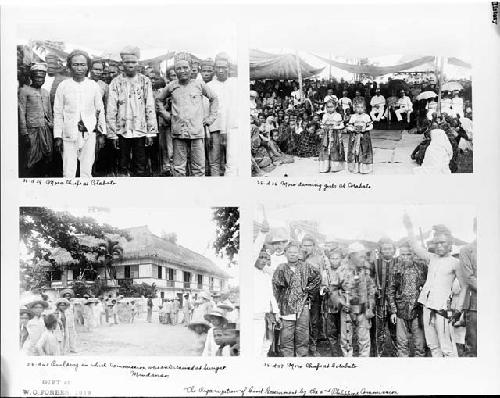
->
<box><xmin>394</xmin><ymin>90</ymin><xmax>413</xmax><ymax>123</ymax></box>
<box><xmin>403</xmin><ymin>214</ymin><xmax>467</xmax><ymax>357</ymax></box>
<box><xmin>369</xmin><ymin>88</ymin><xmax>386</xmax><ymax>122</ymax></box>
<box><xmin>53</xmin><ymin>50</ymin><xmax>106</xmax><ymax>178</ymax></box>
<box><xmin>207</xmin><ymin>53</ymin><xmax>238</xmax><ymax>177</ymax></box>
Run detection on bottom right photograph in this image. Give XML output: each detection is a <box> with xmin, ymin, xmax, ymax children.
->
<box><xmin>252</xmin><ymin>204</ymin><xmax>477</xmax><ymax>358</ymax></box>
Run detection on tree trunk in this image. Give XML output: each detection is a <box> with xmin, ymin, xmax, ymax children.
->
<box><xmin>62</xmin><ymin>266</ymin><xmax>68</xmax><ymax>288</ymax></box>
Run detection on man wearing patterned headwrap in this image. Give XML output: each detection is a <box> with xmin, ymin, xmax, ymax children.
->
<box><xmin>107</xmin><ymin>46</ymin><xmax>158</xmax><ymax>177</ymax></box>
<box><xmin>18</xmin><ymin>63</ymin><xmax>53</xmax><ymax>177</ymax></box>
<box><xmin>156</xmin><ymin>52</ymin><xmax>219</xmax><ymax>177</ymax></box>
<box><xmin>207</xmin><ymin>53</ymin><xmax>238</xmax><ymax>176</ymax></box>
<box><xmin>200</xmin><ymin>59</ymin><xmax>214</xmax><ymax>84</ymax></box>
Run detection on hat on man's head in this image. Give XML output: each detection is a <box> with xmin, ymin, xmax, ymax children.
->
<box><xmin>199</xmin><ymin>291</ymin><xmax>211</xmax><ymax>301</ymax></box>
<box><xmin>214</xmin><ymin>52</ymin><xmax>230</xmax><ymax>66</ymax></box>
<box><xmin>30</xmin><ymin>63</ymin><xmax>48</xmax><ymax>73</ymax></box>
<box><xmin>378</xmin><ymin>237</ymin><xmax>394</xmax><ymax>247</ymax></box>
<box><xmin>204</xmin><ymin>308</ymin><xmax>228</xmax><ymax>324</ymax></box>
<box><xmin>60</xmin><ymin>288</ymin><xmax>74</xmax><ymax>298</ymax></box>
<box><xmin>54</xmin><ymin>297</ymin><xmax>70</xmax><ymax>307</ymax></box>
<box><xmin>347</xmin><ymin>242</ymin><xmax>366</xmax><ymax>254</ymax></box>
<box><xmin>250</xmin><ymin>90</ymin><xmax>258</xmax><ymax>98</ymax></box>
<box><xmin>120</xmin><ymin>46</ymin><xmax>140</xmax><ymax>59</ymax></box>
<box><xmin>26</xmin><ymin>300</ymin><xmax>49</xmax><ymax>310</ymax></box>
<box><xmin>269</xmin><ymin>227</ymin><xmax>289</xmax><ymax>243</ymax></box>
<box><xmin>174</xmin><ymin>52</ymin><xmax>192</xmax><ymax>65</ymax></box>
<box><xmin>201</xmin><ymin>58</ymin><xmax>214</xmax><ymax>68</ymax></box>
<box><xmin>301</xmin><ymin>234</ymin><xmax>316</xmax><ymax>245</ymax></box>
<box><xmin>20</xmin><ymin>308</ymin><xmax>33</xmax><ymax>318</ymax></box>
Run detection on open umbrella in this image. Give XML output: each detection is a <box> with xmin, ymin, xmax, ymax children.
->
<box><xmin>416</xmin><ymin>91</ymin><xmax>437</xmax><ymax>101</ymax></box>
<box><xmin>441</xmin><ymin>81</ymin><xmax>463</xmax><ymax>91</ymax></box>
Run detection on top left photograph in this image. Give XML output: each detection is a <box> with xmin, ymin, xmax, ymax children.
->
<box><xmin>16</xmin><ymin>6</ymin><xmax>239</xmax><ymax>178</ymax></box>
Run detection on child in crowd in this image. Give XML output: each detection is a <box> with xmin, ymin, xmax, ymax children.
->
<box><xmin>319</xmin><ymin>100</ymin><xmax>345</xmax><ymax>173</ymax></box>
<box><xmin>346</xmin><ymin>103</ymin><xmax>373</xmax><ymax>174</ymax></box>
<box><xmin>36</xmin><ymin>314</ymin><xmax>61</xmax><ymax>356</ymax></box>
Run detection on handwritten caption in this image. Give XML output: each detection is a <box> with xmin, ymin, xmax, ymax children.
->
<box><xmin>21</xmin><ymin>178</ymin><xmax>117</xmax><ymax>187</ymax></box>
<box><xmin>26</xmin><ymin>359</ymin><xmax>226</xmax><ymax>379</ymax></box>
<box><xmin>264</xmin><ymin>361</ymin><xmax>358</xmax><ymax>370</ymax></box>
<box><xmin>184</xmin><ymin>385</ymin><xmax>398</xmax><ymax>396</ymax></box>
<box><xmin>256</xmin><ymin>180</ymin><xmax>371</xmax><ymax>192</ymax></box>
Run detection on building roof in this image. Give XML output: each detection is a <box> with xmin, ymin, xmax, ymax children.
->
<box><xmin>42</xmin><ymin>226</ymin><xmax>230</xmax><ymax>280</ymax></box>
<box><xmin>118</xmin><ymin>226</ymin><xmax>230</xmax><ymax>279</ymax></box>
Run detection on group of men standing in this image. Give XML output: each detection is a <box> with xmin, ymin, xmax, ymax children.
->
<box><xmin>18</xmin><ymin>46</ymin><xmax>238</xmax><ymax>178</ymax></box>
<box><xmin>253</xmin><ymin>216</ymin><xmax>477</xmax><ymax>358</ymax></box>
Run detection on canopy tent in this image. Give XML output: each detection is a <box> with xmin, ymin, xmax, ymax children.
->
<box><xmin>250</xmin><ymin>49</ymin><xmax>324</xmax><ymax>80</ymax></box>
<box><xmin>313</xmin><ymin>54</ymin><xmax>437</xmax><ymax>77</ymax></box>
<box><xmin>313</xmin><ymin>54</ymin><xmax>471</xmax><ymax>80</ymax></box>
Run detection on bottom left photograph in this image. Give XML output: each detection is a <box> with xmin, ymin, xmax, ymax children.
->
<box><xmin>18</xmin><ymin>206</ymin><xmax>240</xmax><ymax>357</ymax></box>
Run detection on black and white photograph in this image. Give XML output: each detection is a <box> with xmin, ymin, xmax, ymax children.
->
<box><xmin>253</xmin><ymin>204</ymin><xmax>476</xmax><ymax>358</ymax></box>
<box><xmin>250</xmin><ymin>11</ymin><xmax>473</xmax><ymax>177</ymax></box>
<box><xmin>19</xmin><ymin>206</ymin><xmax>240</xmax><ymax>356</ymax></box>
<box><xmin>16</xmin><ymin>7</ymin><xmax>239</xmax><ymax>178</ymax></box>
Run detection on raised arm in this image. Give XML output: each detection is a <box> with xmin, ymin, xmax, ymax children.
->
<box><xmin>403</xmin><ymin>214</ymin><xmax>431</xmax><ymax>261</ymax></box>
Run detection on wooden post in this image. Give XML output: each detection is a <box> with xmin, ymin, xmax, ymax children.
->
<box><xmin>437</xmin><ymin>56</ymin><xmax>445</xmax><ymax>116</ymax></box>
<box><xmin>329</xmin><ymin>53</ymin><xmax>332</xmax><ymax>82</ymax></box>
<box><xmin>295</xmin><ymin>50</ymin><xmax>304</xmax><ymax>100</ymax></box>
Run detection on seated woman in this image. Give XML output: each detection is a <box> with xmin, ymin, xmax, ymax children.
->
<box><xmin>413</xmin><ymin>128</ymin><xmax>453</xmax><ymax>174</ymax></box>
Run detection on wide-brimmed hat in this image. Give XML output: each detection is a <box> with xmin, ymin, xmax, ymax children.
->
<box><xmin>199</xmin><ymin>291</ymin><xmax>211</xmax><ymax>301</ymax></box>
<box><xmin>204</xmin><ymin>308</ymin><xmax>228</xmax><ymax>324</ymax></box>
<box><xmin>20</xmin><ymin>308</ymin><xmax>33</xmax><ymax>318</ymax></box>
<box><xmin>188</xmin><ymin>311</ymin><xmax>211</xmax><ymax>332</ymax></box>
<box><xmin>60</xmin><ymin>289</ymin><xmax>74</xmax><ymax>298</ymax></box>
<box><xmin>26</xmin><ymin>300</ymin><xmax>49</xmax><ymax>310</ymax></box>
<box><xmin>217</xmin><ymin>299</ymin><xmax>234</xmax><ymax>311</ymax></box>
<box><xmin>54</xmin><ymin>298</ymin><xmax>70</xmax><ymax>307</ymax></box>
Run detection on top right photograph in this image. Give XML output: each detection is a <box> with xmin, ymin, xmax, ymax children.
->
<box><xmin>249</xmin><ymin>7</ymin><xmax>473</xmax><ymax>177</ymax></box>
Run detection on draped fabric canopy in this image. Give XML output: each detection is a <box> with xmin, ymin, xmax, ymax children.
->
<box><xmin>313</xmin><ymin>54</ymin><xmax>472</xmax><ymax>77</ymax></box>
<box><xmin>250</xmin><ymin>49</ymin><xmax>324</xmax><ymax>80</ymax></box>
<box><xmin>313</xmin><ymin>54</ymin><xmax>436</xmax><ymax>77</ymax></box>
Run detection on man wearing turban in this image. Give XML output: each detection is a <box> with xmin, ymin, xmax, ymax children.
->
<box><xmin>155</xmin><ymin>52</ymin><xmax>218</xmax><ymax>177</ymax></box>
<box><xmin>106</xmin><ymin>46</ymin><xmax>158</xmax><ymax>176</ymax></box>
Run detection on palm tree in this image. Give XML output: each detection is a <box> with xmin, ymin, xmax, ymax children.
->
<box><xmin>96</xmin><ymin>238</ymin><xmax>124</xmax><ymax>287</ymax></box>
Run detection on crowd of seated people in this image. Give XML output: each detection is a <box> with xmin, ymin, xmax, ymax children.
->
<box><xmin>250</xmin><ymin>79</ymin><xmax>472</xmax><ymax>176</ymax></box>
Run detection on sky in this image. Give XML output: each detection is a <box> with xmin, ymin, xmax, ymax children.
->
<box><xmin>256</xmin><ymin>204</ymin><xmax>476</xmax><ymax>244</ymax></box>
<box><xmin>49</xmin><ymin>207</ymin><xmax>239</xmax><ymax>284</ymax></box>
<box><xmin>249</xmin><ymin>4</ymin><xmax>473</xmax><ymax>59</ymax></box>
<box><xmin>16</xmin><ymin>6</ymin><xmax>237</xmax><ymax>60</ymax></box>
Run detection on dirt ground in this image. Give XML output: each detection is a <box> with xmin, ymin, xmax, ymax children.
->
<box><xmin>264</xmin><ymin>130</ymin><xmax>426</xmax><ymax>177</ymax></box>
<box><xmin>72</xmin><ymin>312</ymin><xmax>202</xmax><ymax>356</ymax></box>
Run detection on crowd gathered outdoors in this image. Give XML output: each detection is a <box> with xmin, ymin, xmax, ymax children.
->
<box><xmin>253</xmin><ymin>215</ymin><xmax>477</xmax><ymax>358</ymax></box>
<box><xmin>250</xmin><ymin>77</ymin><xmax>473</xmax><ymax>176</ymax></box>
<box><xmin>18</xmin><ymin>46</ymin><xmax>238</xmax><ymax>178</ymax></box>
<box><xmin>20</xmin><ymin>289</ymin><xmax>240</xmax><ymax>356</ymax></box>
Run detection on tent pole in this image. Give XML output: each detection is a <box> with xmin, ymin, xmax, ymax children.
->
<box><xmin>329</xmin><ymin>53</ymin><xmax>332</xmax><ymax>82</ymax></box>
<box><xmin>295</xmin><ymin>50</ymin><xmax>304</xmax><ymax>100</ymax></box>
<box><xmin>437</xmin><ymin>56</ymin><xmax>445</xmax><ymax>116</ymax></box>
